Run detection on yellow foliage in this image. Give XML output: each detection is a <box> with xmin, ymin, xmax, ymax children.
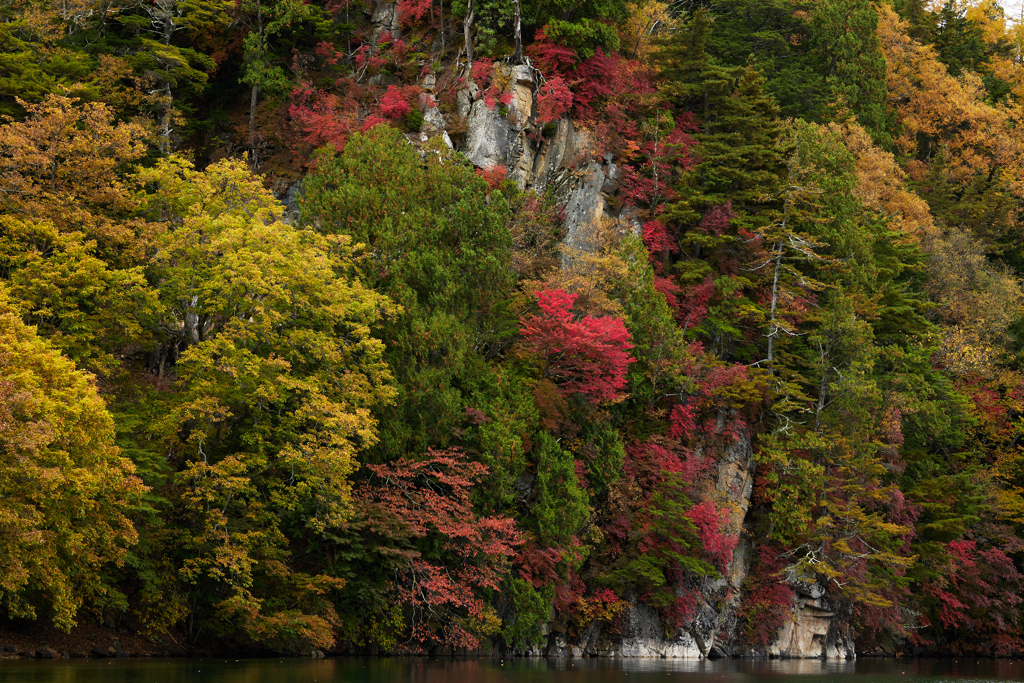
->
<box><xmin>925</xmin><ymin>225</ymin><xmax>1024</xmax><ymax>371</ymax></box>
<box><xmin>620</xmin><ymin>1</ymin><xmax>677</xmax><ymax>63</ymax></box>
<box><xmin>0</xmin><ymin>284</ymin><xmax>145</xmax><ymax>630</ymax></box>
<box><xmin>830</xmin><ymin>121</ymin><xmax>937</xmax><ymax>241</ymax></box>
<box><xmin>0</xmin><ymin>94</ymin><xmax>150</xmax><ymax>263</ymax></box>
<box><xmin>877</xmin><ymin>4</ymin><xmax>1024</xmax><ymax>197</ymax></box>
<box><xmin>524</xmin><ymin>214</ymin><xmax>631</xmax><ymax>318</ymax></box>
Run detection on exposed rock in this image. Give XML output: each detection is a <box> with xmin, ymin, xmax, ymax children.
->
<box><xmin>280</xmin><ymin>180</ymin><xmax>302</xmax><ymax>225</ymax></box>
<box><xmin>456</xmin><ymin>83</ymin><xmax>479</xmax><ymax>119</ymax></box>
<box><xmin>570</xmin><ymin>126</ymin><xmax>599</xmax><ymax>165</ymax></box>
<box><xmin>530</xmin><ymin>119</ymin><xmax>575</xmax><ymax>192</ymax></box>
<box><xmin>618</xmin><ymin>205</ymin><xmax>645</xmax><ymax>236</ymax></box>
<box><xmin>513</xmin><ymin>64</ymin><xmax>535</xmax><ymax>86</ymax></box>
<box><xmin>507</xmin><ymin>65</ymin><xmax>535</xmax><ymax>129</ymax></box>
<box><xmin>369</xmin><ymin>2</ymin><xmax>399</xmax><ymax>45</ymax></box>
<box><xmin>510</xmin><ymin>140</ymin><xmax>535</xmax><ymax>189</ymax></box>
<box><xmin>462</xmin><ymin>99</ymin><xmax>521</xmax><ymax>171</ymax></box>
<box><xmin>765</xmin><ymin>591</ymin><xmax>853</xmax><ymax>660</ymax></box>
<box><xmin>534</xmin><ymin>430</ymin><xmax>784</xmax><ymax>659</ymax></box>
<box><xmin>616</xmin><ymin>604</ymin><xmax>702</xmax><ymax>658</ymax></box>
<box><xmin>556</xmin><ymin>162</ymin><xmax>607</xmax><ymax>263</ymax></box>
<box><xmin>421</xmin><ymin>98</ymin><xmax>446</xmax><ymax>133</ymax></box>
<box><xmin>601</xmin><ymin>163</ymin><xmax>621</xmax><ymax>194</ymax></box>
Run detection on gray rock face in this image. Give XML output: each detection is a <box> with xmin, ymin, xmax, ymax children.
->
<box><xmin>421</xmin><ymin>102</ymin><xmax>446</xmax><ymax>133</ymax></box>
<box><xmin>615</xmin><ymin>604</ymin><xmax>703</xmax><ymax>658</ymax></box>
<box><xmin>530</xmin><ymin>119</ymin><xmax>574</xmax><ymax>192</ymax></box>
<box><xmin>457</xmin><ymin>83</ymin><xmax>479</xmax><ymax>119</ymax></box>
<box><xmin>369</xmin><ymin>2</ymin><xmax>399</xmax><ymax>44</ymax></box>
<box><xmin>768</xmin><ymin>596</ymin><xmax>854</xmax><ymax>659</ymax></box>
<box><xmin>281</xmin><ymin>180</ymin><xmax>302</xmax><ymax>224</ymax></box>
<box><xmin>462</xmin><ymin>99</ymin><xmax>521</xmax><ymax>170</ymax></box>
<box><xmin>507</xmin><ymin>65</ymin><xmax>535</xmax><ymax>129</ymax></box>
<box><xmin>555</xmin><ymin>162</ymin><xmax>606</xmax><ymax>264</ymax></box>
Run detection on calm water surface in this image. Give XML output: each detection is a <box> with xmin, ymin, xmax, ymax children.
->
<box><xmin>1</xmin><ymin>657</ymin><xmax>1023</xmax><ymax>683</ymax></box>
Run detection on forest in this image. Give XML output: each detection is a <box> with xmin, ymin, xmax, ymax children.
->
<box><xmin>3</xmin><ymin>0</ymin><xmax>1024</xmax><ymax>659</ymax></box>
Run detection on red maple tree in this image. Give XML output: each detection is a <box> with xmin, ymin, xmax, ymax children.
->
<box><xmin>520</xmin><ymin>288</ymin><xmax>635</xmax><ymax>403</ymax></box>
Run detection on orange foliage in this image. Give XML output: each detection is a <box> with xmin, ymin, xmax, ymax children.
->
<box><xmin>878</xmin><ymin>4</ymin><xmax>1024</xmax><ymax>197</ymax></box>
<box><xmin>830</xmin><ymin>121</ymin><xmax>937</xmax><ymax>240</ymax></box>
<box><xmin>0</xmin><ymin>95</ymin><xmax>149</xmax><ymax>261</ymax></box>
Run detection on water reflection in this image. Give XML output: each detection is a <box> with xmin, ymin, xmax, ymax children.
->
<box><xmin>1</xmin><ymin>656</ymin><xmax>1023</xmax><ymax>683</ymax></box>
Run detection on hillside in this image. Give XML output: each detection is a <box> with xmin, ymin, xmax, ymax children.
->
<box><xmin>3</xmin><ymin>0</ymin><xmax>1024</xmax><ymax>659</ymax></box>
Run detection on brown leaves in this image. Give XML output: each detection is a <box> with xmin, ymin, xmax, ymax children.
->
<box><xmin>831</xmin><ymin>121</ymin><xmax>937</xmax><ymax>240</ymax></box>
<box><xmin>878</xmin><ymin>4</ymin><xmax>1024</xmax><ymax>198</ymax></box>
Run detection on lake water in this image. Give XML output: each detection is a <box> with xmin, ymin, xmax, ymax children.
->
<box><xmin>1</xmin><ymin>657</ymin><xmax>1023</xmax><ymax>683</ymax></box>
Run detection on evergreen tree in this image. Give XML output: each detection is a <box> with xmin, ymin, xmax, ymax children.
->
<box><xmin>300</xmin><ymin>127</ymin><xmax>532</xmax><ymax>506</ymax></box>
<box><xmin>808</xmin><ymin>0</ymin><xmax>892</xmax><ymax>146</ymax></box>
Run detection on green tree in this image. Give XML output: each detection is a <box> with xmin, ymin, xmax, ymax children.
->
<box><xmin>808</xmin><ymin>0</ymin><xmax>892</xmax><ymax>145</ymax></box>
<box><xmin>699</xmin><ymin>0</ymin><xmax>828</xmax><ymax>120</ymax></box>
<box><xmin>300</xmin><ymin>128</ymin><xmax>525</xmax><ymax>482</ymax></box>
<box><xmin>238</xmin><ymin>0</ymin><xmax>311</xmax><ymax>146</ymax></box>
<box><xmin>657</xmin><ymin>23</ymin><xmax>788</xmax><ymax>357</ymax></box>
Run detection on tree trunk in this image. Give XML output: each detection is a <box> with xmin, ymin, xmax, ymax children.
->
<box><xmin>766</xmin><ymin>246</ymin><xmax>783</xmax><ymax>369</ymax></box>
<box><xmin>464</xmin><ymin>0</ymin><xmax>474</xmax><ymax>68</ymax></box>
<box><xmin>438</xmin><ymin>0</ymin><xmax>445</xmax><ymax>52</ymax></box>
<box><xmin>248</xmin><ymin>83</ymin><xmax>259</xmax><ymax>141</ymax></box>
<box><xmin>160</xmin><ymin>83</ymin><xmax>174</xmax><ymax>154</ymax></box>
<box><xmin>513</xmin><ymin>0</ymin><xmax>522</xmax><ymax>63</ymax></box>
<box><xmin>249</xmin><ymin>0</ymin><xmax>264</xmax><ymax>147</ymax></box>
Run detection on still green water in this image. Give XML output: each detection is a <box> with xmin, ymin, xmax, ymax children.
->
<box><xmin>1</xmin><ymin>658</ymin><xmax>1023</xmax><ymax>683</ymax></box>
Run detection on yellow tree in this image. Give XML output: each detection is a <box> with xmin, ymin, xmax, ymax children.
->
<box><xmin>0</xmin><ymin>284</ymin><xmax>144</xmax><ymax>630</ymax></box>
<box><xmin>0</xmin><ymin>94</ymin><xmax>149</xmax><ymax>264</ymax></box>
<box><xmin>830</xmin><ymin>121</ymin><xmax>937</xmax><ymax>241</ymax></box>
<box><xmin>138</xmin><ymin>157</ymin><xmax>396</xmax><ymax>652</ymax></box>
<box><xmin>878</xmin><ymin>4</ymin><xmax>1024</xmax><ymax>203</ymax></box>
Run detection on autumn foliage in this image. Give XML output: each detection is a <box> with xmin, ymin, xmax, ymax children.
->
<box><xmin>8</xmin><ymin>0</ymin><xmax>1024</xmax><ymax>660</ymax></box>
<box><xmin>356</xmin><ymin>449</ymin><xmax>522</xmax><ymax>649</ymax></box>
<box><xmin>521</xmin><ymin>289</ymin><xmax>635</xmax><ymax>403</ymax></box>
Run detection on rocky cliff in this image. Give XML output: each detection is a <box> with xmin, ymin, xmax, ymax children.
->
<box><xmin>404</xmin><ymin>57</ymin><xmax>857</xmax><ymax>660</ymax></box>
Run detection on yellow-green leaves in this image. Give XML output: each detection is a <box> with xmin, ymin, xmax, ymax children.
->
<box><xmin>0</xmin><ymin>285</ymin><xmax>145</xmax><ymax>630</ymax></box>
<box><xmin>144</xmin><ymin>157</ymin><xmax>395</xmax><ymax>651</ymax></box>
